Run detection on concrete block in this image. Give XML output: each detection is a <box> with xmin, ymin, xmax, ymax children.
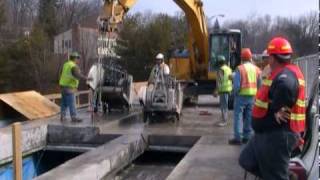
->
<box><xmin>47</xmin><ymin>125</ymin><xmax>100</xmax><ymax>145</ymax></box>
<box><xmin>0</xmin><ymin>124</ymin><xmax>47</xmax><ymax>164</ymax></box>
<box><xmin>35</xmin><ymin>134</ymin><xmax>148</xmax><ymax>180</ymax></box>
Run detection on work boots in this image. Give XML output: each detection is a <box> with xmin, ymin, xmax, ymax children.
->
<box><xmin>216</xmin><ymin>121</ymin><xmax>227</xmax><ymax>127</ymax></box>
<box><xmin>60</xmin><ymin>116</ymin><xmax>66</xmax><ymax>122</ymax></box>
<box><xmin>71</xmin><ymin>117</ymin><xmax>83</xmax><ymax>123</ymax></box>
<box><xmin>228</xmin><ymin>138</ymin><xmax>242</xmax><ymax>145</ymax></box>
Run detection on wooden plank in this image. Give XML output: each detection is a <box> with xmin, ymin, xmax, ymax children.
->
<box><xmin>12</xmin><ymin>122</ymin><xmax>22</xmax><ymax>180</ymax></box>
<box><xmin>44</xmin><ymin>93</ymin><xmax>61</xmax><ymax>99</ymax></box>
<box><xmin>0</xmin><ymin>91</ymin><xmax>60</xmax><ymax>120</ymax></box>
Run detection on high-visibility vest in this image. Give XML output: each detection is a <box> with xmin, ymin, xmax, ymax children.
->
<box><xmin>59</xmin><ymin>60</ymin><xmax>79</xmax><ymax>89</ymax></box>
<box><xmin>218</xmin><ymin>65</ymin><xmax>232</xmax><ymax>93</ymax></box>
<box><xmin>252</xmin><ymin>63</ymin><xmax>305</xmax><ymax>133</ymax></box>
<box><xmin>238</xmin><ymin>63</ymin><xmax>260</xmax><ymax>96</ymax></box>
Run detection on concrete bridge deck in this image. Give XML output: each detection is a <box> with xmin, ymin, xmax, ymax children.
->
<box><xmin>1</xmin><ymin>96</ymin><xmax>258</xmax><ymax>180</ymax></box>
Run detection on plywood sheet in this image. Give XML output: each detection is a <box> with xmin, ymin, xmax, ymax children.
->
<box><xmin>0</xmin><ymin>91</ymin><xmax>60</xmax><ymax>120</ymax></box>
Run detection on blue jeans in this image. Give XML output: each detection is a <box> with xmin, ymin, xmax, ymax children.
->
<box><xmin>233</xmin><ymin>95</ymin><xmax>254</xmax><ymax>140</ymax></box>
<box><xmin>60</xmin><ymin>91</ymin><xmax>77</xmax><ymax>118</ymax></box>
<box><xmin>219</xmin><ymin>93</ymin><xmax>229</xmax><ymax>122</ymax></box>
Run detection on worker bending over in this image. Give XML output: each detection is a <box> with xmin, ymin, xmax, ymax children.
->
<box><xmin>239</xmin><ymin>37</ymin><xmax>306</xmax><ymax>180</ymax></box>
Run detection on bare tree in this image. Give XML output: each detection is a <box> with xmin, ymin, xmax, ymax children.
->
<box><xmin>55</xmin><ymin>0</ymin><xmax>101</xmax><ymax>32</ymax></box>
<box><xmin>223</xmin><ymin>11</ymin><xmax>318</xmax><ymax>56</ymax></box>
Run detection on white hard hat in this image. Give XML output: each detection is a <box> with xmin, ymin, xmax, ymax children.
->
<box><xmin>156</xmin><ymin>53</ymin><xmax>164</xmax><ymax>60</ymax></box>
<box><xmin>262</xmin><ymin>50</ymin><xmax>269</xmax><ymax>57</ymax></box>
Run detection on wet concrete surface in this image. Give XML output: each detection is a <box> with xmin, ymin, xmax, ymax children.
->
<box><xmin>1</xmin><ymin>95</ymin><xmax>254</xmax><ymax>179</ymax></box>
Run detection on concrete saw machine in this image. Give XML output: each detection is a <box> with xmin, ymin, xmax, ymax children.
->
<box><xmin>143</xmin><ymin>66</ymin><xmax>183</xmax><ymax>124</ymax></box>
<box><xmin>87</xmin><ymin>58</ymin><xmax>133</xmax><ymax>113</ymax></box>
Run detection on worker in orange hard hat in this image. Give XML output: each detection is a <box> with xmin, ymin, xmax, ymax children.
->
<box><xmin>239</xmin><ymin>37</ymin><xmax>306</xmax><ymax>180</ymax></box>
<box><xmin>241</xmin><ymin>48</ymin><xmax>252</xmax><ymax>61</ymax></box>
<box><xmin>229</xmin><ymin>48</ymin><xmax>261</xmax><ymax>145</ymax></box>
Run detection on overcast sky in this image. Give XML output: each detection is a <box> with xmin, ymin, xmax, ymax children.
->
<box><xmin>130</xmin><ymin>0</ymin><xmax>318</xmax><ymax>21</ymax></box>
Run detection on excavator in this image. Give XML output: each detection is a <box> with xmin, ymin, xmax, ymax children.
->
<box><xmin>96</xmin><ymin>1</ymin><xmax>318</xmax><ymax>179</ymax></box>
<box><xmin>99</xmin><ymin>0</ymin><xmax>242</xmax><ymax>104</ymax></box>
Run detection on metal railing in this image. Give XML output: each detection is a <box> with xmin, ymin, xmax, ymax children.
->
<box><xmin>45</xmin><ymin>90</ymin><xmax>91</xmax><ymax>108</ymax></box>
<box><xmin>294</xmin><ymin>53</ymin><xmax>319</xmax><ymax>98</ymax></box>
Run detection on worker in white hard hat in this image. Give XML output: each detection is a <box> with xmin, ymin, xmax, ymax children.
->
<box><xmin>148</xmin><ymin>53</ymin><xmax>170</xmax><ymax>84</ymax></box>
<box><xmin>261</xmin><ymin>49</ymin><xmax>271</xmax><ymax>79</ymax></box>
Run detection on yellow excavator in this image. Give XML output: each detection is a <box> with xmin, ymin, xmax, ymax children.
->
<box><xmin>99</xmin><ymin>0</ymin><xmax>242</xmax><ymax>102</ymax></box>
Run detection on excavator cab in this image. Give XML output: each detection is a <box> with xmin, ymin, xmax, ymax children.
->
<box><xmin>208</xmin><ymin>29</ymin><xmax>241</xmax><ymax>109</ymax></box>
<box><xmin>208</xmin><ymin>29</ymin><xmax>242</xmax><ymax>75</ymax></box>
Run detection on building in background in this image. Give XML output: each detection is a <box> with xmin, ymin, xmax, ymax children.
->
<box><xmin>53</xmin><ymin>14</ymin><xmax>118</xmax><ymax>73</ymax></box>
<box><xmin>53</xmin><ymin>15</ymin><xmax>117</xmax><ymax>59</ymax></box>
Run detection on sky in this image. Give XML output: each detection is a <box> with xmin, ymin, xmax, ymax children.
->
<box><xmin>130</xmin><ymin>0</ymin><xmax>318</xmax><ymax>21</ymax></box>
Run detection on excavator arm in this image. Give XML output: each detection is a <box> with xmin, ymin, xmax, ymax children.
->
<box><xmin>99</xmin><ymin>0</ymin><xmax>138</xmax><ymax>32</ymax></box>
<box><xmin>99</xmin><ymin>0</ymin><xmax>209</xmax><ymax>79</ymax></box>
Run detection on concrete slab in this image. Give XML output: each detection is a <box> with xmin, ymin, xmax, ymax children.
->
<box><xmin>35</xmin><ymin>134</ymin><xmax>148</xmax><ymax>180</ymax></box>
<box><xmin>0</xmin><ymin>109</ymin><xmax>141</xmax><ymax>165</ymax></box>
<box><xmin>1</xmin><ymin>95</ymin><xmax>252</xmax><ymax>179</ymax></box>
<box><xmin>0</xmin><ymin>123</ymin><xmax>47</xmax><ymax>164</ymax></box>
<box><xmin>167</xmin><ymin>136</ymin><xmax>244</xmax><ymax>180</ymax></box>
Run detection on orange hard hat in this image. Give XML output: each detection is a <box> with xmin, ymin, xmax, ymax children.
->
<box><xmin>241</xmin><ymin>48</ymin><xmax>252</xmax><ymax>61</ymax></box>
<box><xmin>267</xmin><ymin>37</ymin><xmax>292</xmax><ymax>55</ymax></box>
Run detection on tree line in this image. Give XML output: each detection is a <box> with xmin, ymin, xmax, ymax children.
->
<box><xmin>0</xmin><ymin>0</ymin><xmax>317</xmax><ymax>92</ymax></box>
<box><xmin>116</xmin><ymin>11</ymin><xmax>317</xmax><ymax>81</ymax></box>
<box><xmin>0</xmin><ymin>0</ymin><xmax>101</xmax><ymax>93</ymax></box>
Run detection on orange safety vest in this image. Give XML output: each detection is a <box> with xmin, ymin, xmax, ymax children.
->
<box><xmin>238</xmin><ymin>63</ymin><xmax>261</xmax><ymax>96</ymax></box>
<box><xmin>252</xmin><ymin>63</ymin><xmax>305</xmax><ymax>133</ymax></box>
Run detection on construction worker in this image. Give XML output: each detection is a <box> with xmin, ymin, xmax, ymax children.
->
<box><xmin>59</xmin><ymin>52</ymin><xmax>92</xmax><ymax>122</ymax></box>
<box><xmin>239</xmin><ymin>37</ymin><xmax>306</xmax><ymax>180</ymax></box>
<box><xmin>148</xmin><ymin>53</ymin><xmax>170</xmax><ymax>84</ymax></box>
<box><xmin>229</xmin><ymin>48</ymin><xmax>261</xmax><ymax>145</ymax></box>
<box><xmin>214</xmin><ymin>55</ymin><xmax>232</xmax><ymax>127</ymax></box>
<box><xmin>261</xmin><ymin>49</ymin><xmax>271</xmax><ymax>79</ymax></box>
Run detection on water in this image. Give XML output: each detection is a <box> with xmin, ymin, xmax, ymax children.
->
<box><xmin>0</xmin><ymin>150</ymin><xmax>82</xmax><ymax>179</ymax></box>
<box><xmin>115</xmin><ymin>150</ymin><xmax>186</xmax><ymax>180</ymax></box>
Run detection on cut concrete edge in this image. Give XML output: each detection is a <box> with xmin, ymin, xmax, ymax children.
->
<box><xmin>97</xmin><ymin>110</ymin><xmax>143</xmax><ymax>131</ymax></box>
<box><xmin>166</xmin><ymin>136</ymin><xmax>203</xmax><ymax>180</ymax></box>
<box><xmin>35</xmin><ymin>134</ymin><xmax>148</xmax><ymax>180</ymax></box>
<box><xmin>47</xmin><ymin>124</ymin><xmax>100</xmax><ymax>144</ymax></box>
<box><xmin>0</xmin><ymin>124</ymin><xmax>47</xmax><ymax>165</ymax></box>
<box><xmin>166</xmin><ymin>136</ymin><xmax>243</xmax><ymax>180</ymax></box>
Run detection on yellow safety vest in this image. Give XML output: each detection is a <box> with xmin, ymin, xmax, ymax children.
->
<box><xmin>59</xmin><ymin>60</ymin><xmax>79</xmax><ymax>89</ymax></box>
<box><xmin>218</xmin><ymin>65</ymin><xmax>232</xmax><ymax>93</ymax></box>
<box><xmin>238</xmin><ymin>63</ymin><xmax>260</xmax><ymax>96</ymax></box>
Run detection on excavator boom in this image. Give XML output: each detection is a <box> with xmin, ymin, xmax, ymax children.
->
<box><xmin>99</xmin><ymin>0</ymin><xmax>209</xmax><ymax>79</ymax></box>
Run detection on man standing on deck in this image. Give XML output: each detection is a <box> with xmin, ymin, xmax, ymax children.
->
<box><xmin>59</xmin><ymin>52</ymin><xmax>92</xmax><ymax>122</ymax></box>
<box><xmin>239</xmin><ymin>37</ymin><xmax>306</xmax><ymax>179</ymax></box>
<box><xmin>229</xmin><ymin>48</ymin><xmax>261</xmax><ymax>145</ymax></box>
<box><xmin>214</xmin><ymin>55</ymin><xmax>233</xmax><ymax>127</ymax></box>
